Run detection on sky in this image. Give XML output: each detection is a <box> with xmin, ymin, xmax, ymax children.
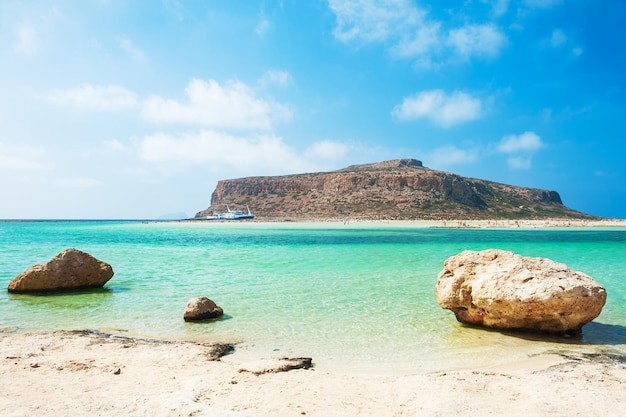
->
<box><xmin>1</xmin><ymin>0</ymin><xmax>625</xmax><ymax>219</ymax></box>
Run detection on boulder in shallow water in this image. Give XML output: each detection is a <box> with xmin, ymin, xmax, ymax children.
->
<box><xmin>435</xmin><ymin>249</ymin><xmax>607</xmax><ymax>335</ymax></box>
<box><xmin>7</xmin><ymin>248</ymin><xmax>114</xmax><ymax>293</ymax></box>
<box><xmin>184</xmin><ymin>296</ymin><xmax>224</xmax><ymax>321</ymax></box>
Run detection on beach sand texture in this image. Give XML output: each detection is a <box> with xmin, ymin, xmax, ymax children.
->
<box><xmin>1</xmin><ymin>330</ymin><xmax>624</xmax><ymax>417</ymax></box>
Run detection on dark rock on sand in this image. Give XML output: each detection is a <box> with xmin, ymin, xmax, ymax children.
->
<box><xmin>183</xmin><ymin>296</ymin><xmax>224</xmax><ymax>321</ymax></box>
<box><xmin>238</xmin><ymin>357</ymin><xmax>313</xmax><ymax>375</ymax></box>
<box><xmin>68</xmin><ymin>329</ymin><xmax>234</xmax><ymax>361</ymax></box>
<box><xmin>435</xmin><ymin>249</ymin><xmax>607</xmax><ymax>334</ymax></box>
<box><xmin>7</xmin><ymin>248</ymin><xmax>114</xmax><ymax>293</ymax></box>
<box><xmin>205</xmin><ymin>343</ymin><xmax>235</xmax><ymax>361</ymax></box>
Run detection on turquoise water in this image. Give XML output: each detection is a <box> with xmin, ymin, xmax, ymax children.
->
<box><xmin>1</xmin><ymin>221</ymin><xmax>625</xmax><ymax>372</ymax></box>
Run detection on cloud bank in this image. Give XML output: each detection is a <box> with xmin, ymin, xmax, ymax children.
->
<box><xmin>498</xmin><ymin>131</ymin><xmax>544</xmax><ymax>153</ymax></box>
<box><xmin>392</xmin><ymin>89</ymin><xmax>482</xmax><ymax>127</ymax></box>
<box><xmin>328</xmin><ymin>0</ymin><xmax>508</xmax><ymax>67</ymax></box>
<box><xmin>136</xmin><ymin>130</ymin><xmax>329</xmax><ymax>175</ymax></box>
<box><xmin>141</xmin><ymin>79</ymin><xmax>292</xmax><ymax>130</ymax></box>
<box><xmin>498</xmin><ymin>131</ymin><xmax>545</xmax><ymax>169</ymax></box>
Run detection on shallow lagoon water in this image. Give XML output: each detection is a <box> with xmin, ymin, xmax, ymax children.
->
<box><xmin>1</xmin><ymin>221</ymin><xmax>625</xmax><ymax>373</ymax></box>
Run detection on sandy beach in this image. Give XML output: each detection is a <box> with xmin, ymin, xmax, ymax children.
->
<box><xmin>1</xmin><ymin>330</ymin><xmax>624</xmax><ymax>417</ymax></box>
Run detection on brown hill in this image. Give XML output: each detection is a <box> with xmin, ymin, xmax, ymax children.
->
<box><xmin>194</xmin><ymin>159</ymin><xmax>595</xmax><ymax>220</ymax></box>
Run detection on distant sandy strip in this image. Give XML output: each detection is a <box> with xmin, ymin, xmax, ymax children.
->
<box><xmin>1</xmin><ymin>330</ymin><xmax>624</xmax><ymax>416</ymax></box>
<box><xmin>325</xmin><ymin>218</ymin><xmax>626</xmax><ymax>228</ymax></box>
<box><xmin>184</xmin><ymin>218</ymin><xmax>626</xmax><ymax>228</ymax></box>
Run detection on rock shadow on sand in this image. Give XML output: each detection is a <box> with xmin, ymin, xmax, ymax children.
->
<box><xmin>466</xmin><ymin>321</ymin><xmax>626</xmax><ymax>346</ymax></box>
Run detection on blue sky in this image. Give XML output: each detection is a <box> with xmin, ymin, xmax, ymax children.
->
<box><xmin>1</xmin><ymin>0</ymin><xmax>625</xmax><ymax>219</ymax></box>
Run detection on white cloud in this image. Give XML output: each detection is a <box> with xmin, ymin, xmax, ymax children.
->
<box><xmin>14</xmin><ymin>25</ymin><xmax>38</xmax><ymax>56</ymax></box>
<box><xmin>543</xmin><ymin>29</ymin><xmax>583</xmax><ymax>58</ymax></box>
<box><xmin>329</xmin><ymin>0</ymin><xmax>424</xmax><ymax>44</ymax></box>
<box><xmin>259</xmin><ymin>70</ymin><xmax>293</xmax><ymax>88</ymax></box>
<box><xmin>446</xmin><ymin>23</ymin><xmax>507</xmax><ymax>60</ymax></box>
<box><xmin>162</xmin><ymin>0</ymin><xmax>185</xmax><ymax>21</ymax></box>
<box><xmin>524</xmin><ymin>0</ymin><xmax>563</xmax><ymax>8</ymax></box>
<box><xmin>497</xmin><ymin>132</ymin><xmax>544</xmax><ymax>170</ymax></box>
<box><xmin>119</xmin><ymin>38</ymin><xmax>146</xmax><ymax>62</ymax></box>
<box><xmin>305</xmin><ymin>140</ymin><xmax>350</xmax><ymax>159</ymax></box>
<box><xmin>427</xmin><ymin>145</ymin><xmax>478</xmax><ymax>167</ymax></box>
<box><xmin>0</xmin><ymin>143</ymin><xmax>48</xmax><ymax>171</ymax></box>
<box><xmin>548</xmin><ymin>29</ymin><xmax>567</xmax><ymax>48</ymax></box>
<box><xmin>329</xmin><ymin>0</ymin><xmax>508</xmax><ymax>66</ymax></box>
<box><xmin>10</xmin><ymin>6</ymin><xmax>65</xmax><ymax>57</ymax></box>
<box><xmin>498</xmin><ymin>131</ymin><xmax>544</xmax><ymax>153</ymax></box>
<box><xmin>506</xmin><ymin>156</ymin><xmax>532</xmax><ymax>170</ymax></box>
<box><xmin>103</xmin><ymin>139</ymin><xmax>132</xmax><ymax>154</ymax></box>
<box><xmin>489</xmin><ymin>0</ymin><xmax>510</xmax><ymax>18</ymax></box>
<box><xmin>136</xmin><ymin>130</ymin><xmax>311</xmax><ymax>174</ymax></box>
<box><xmin>392</xmin><ymin>89</ymin><xmax>482</xmax><ymax>127</ymax></box>
<box><xmin>141</xmin><ymin>79</ymin><xmax>292</xmax><ymax>130</ymax></box>
<box><xmin>391</xmin><ymin>21</ymin><xmax>441</xmax><ymax>59</ymax></box>
<box><xmin>256</xmin><ymin>16</ymin><xmax>270</xmax><ymax>36</ymax></box>
<box><xmin>43</xmin><ymin>85</ymin><xmax>138</xmax><ymax>111</ymax></box>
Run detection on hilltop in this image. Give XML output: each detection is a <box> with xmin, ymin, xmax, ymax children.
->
<box><xmin>194</xmin><ymin>159</ymin><xmax>596</xmax><ymax>221</ymax></box>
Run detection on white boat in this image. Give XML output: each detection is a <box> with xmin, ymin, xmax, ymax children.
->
<box><xmin>205</xmin><ymin>212</ymin><xmax>221</xmax><ymax>220</ymax></box>
<box><xmin>206</xmin><ymin>206</ymin><xmax>255</xmax><ymax>220</ymax></box>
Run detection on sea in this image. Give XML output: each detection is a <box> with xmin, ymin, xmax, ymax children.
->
<box><xmin>1</xmin><ymin>220</ymin><xmax>625</xmax><ymax>373</ymax></box>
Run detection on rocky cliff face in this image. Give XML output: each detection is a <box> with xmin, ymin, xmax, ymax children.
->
<box><xmin>195</xmin><ymin>159</ymin><xmax>593</xmax><ymax>220</ymax></box>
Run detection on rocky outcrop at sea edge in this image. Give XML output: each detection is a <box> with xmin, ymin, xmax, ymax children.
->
<box><xmin>195</xmin><ymin>159</ymin><xmax>596</xmax><ymax>221</ymax></box>
<box><xmin>435</xmin><ymin>249</ymin><xmax>607</xmax><ymax>334</ymax></box>
<box><xmin>183</xmin><ymin>296</ymin><xmax>224</xmax><ymax>321</ymax></box>
<box><xmin>7</xmin><ymin>248</ymin><xmax>114</xmax><ymax>293</ymax></box>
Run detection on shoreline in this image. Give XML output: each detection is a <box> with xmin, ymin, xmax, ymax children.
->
<box><xmin>1</xmin><ymin>330</ymin><xmax>624</xmax><ymax>416</ymax></box>
<box><xmin>179</xmin><ymin>218</ymin><xmax>626</xmax><ymax>229</ymax></box>
<box><xmin>2</xmin><ymin>217</ymin><xmax>625</xmax><ymax>229</ymax></box>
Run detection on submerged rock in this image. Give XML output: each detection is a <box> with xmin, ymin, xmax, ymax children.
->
<box><xmin>183</xmin><ymin>296</ymin><xmax>224</xmax><ymax>321</ymax></box>
<box><xmin>435</xmin><ymin>249</ymin><xmax>607</xmax><ymax>334</ymax></box>
<box><xmin>7</xmin><ymin>248</ymin><xmax>114</xmax><ymax>293</ymax></box>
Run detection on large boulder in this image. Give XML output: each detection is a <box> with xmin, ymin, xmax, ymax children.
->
<box><xmin>184</xmin><ymin>296</ymin><xmax>224</xmax><ymax>321</ymax></box>
<box><xmin>435</xmin><ymin>249</ymin><xmax>607</xmax><ymax>334</ymax></box>
<box><xmin>7</xmin><ymin>248</ymin><xmax>114</xmax><ymax>293</ymax></box>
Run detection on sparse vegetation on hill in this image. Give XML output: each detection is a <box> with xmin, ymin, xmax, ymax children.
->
<box><xmin>195</xmin><ymin>159</ymin><xmax>597</xmax><ymax>221</ymax></box>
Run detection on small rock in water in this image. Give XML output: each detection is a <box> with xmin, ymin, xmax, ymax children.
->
<box><xmin>183</xmin><ymin>296</ymin><xmax>224</xmax><ymax>321</ymax></box>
